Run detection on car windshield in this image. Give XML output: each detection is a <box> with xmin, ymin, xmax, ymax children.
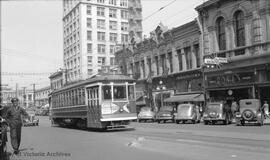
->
<box><xmin>160</xmin><ymin>106</ymin><xmax>173</xmax><ymax>112</ymax></box>
<box><xmin>179</xmin><ymin>105</ymin><xmax>191</xmax><ymax>112</ymax></box>
<box><xmin>207</xmin><ymin>104</ymin><xmax>222</xmax><ymax>112</ymax></box>
<box><xmin>141</xmin><ymin>107</ymin><xmax>151</xmax><ymax>112</ymax></box>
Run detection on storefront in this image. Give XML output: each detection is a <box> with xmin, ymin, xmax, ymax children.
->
<box><xmin>205</xmin><ymin>61</ymin><xmax>270</xmax><ymax>104</ymax></box>
<box><xmin>257</xmin><ymin>66</ymin><xmax>270</xmax><ymax>103</ymax></box>
<box><xmin>150</xmin><ymin>69</ymin><xmax>204</xmax><ymax>111</ymax></box>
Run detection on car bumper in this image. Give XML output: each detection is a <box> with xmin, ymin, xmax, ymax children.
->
<box><xmin>203</xmin><ymin>117</ymin><xmax>225</xmax><ymax>121</ymax></box>
<box><xmin>157</xmin><ymin>116</ymin><xmax>174</xmax><ymax>120</ymax></box>
<box><xmin>138</xmin><ymin>116</ymin><xmax>155</xmax><ymax>120</ymax></box>
<box><xmin>236</xmin><ymin>117</ymin><xmax>261</xmax><ymax>121</ymax></box>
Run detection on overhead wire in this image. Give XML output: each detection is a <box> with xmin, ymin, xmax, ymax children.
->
<box><xmin>143</xmin><ymin>0</ymin><xmax>249</xmax><ymax>34</ymax></box>
<box><xmin>142</xmin><ymin>0</ymin><xmax>202</xmax><ymax>34</ymax></box>
<box><xmin>142</xmin><ymin>0</ymin><xmax>177</xmax><ymax>21</ymax></box>
<box><xmin>1</xmin><ymin>48</ymin><xmax>62</xmax><ymax>64</ymax></box>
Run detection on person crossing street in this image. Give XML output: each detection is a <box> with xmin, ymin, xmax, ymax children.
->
<box><xmin>3</xmin><ymin>98</ymin><xmax>29</xmax><ymax>155</ymax></box>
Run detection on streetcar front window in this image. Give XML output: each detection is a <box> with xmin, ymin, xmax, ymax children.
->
<box><xmin>102</xmin><ymin>85</ymin><xmax>112</xmax><ymax>100</ymax></box>
<box><xmin>113</xmin><ymin>86</ymin><xmax>126</xmax><ymax>100</ymax></box>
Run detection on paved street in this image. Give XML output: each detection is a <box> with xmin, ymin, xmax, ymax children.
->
<box><xmin>6</xmin><ymin>116</ymin><xmax>270</xmax><ymax>160</ymax></box>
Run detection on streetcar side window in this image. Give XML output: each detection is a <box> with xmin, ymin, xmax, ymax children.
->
<box><xmin>113</xmin><ymin>86</ymin><xmax>126</xmax><ymax>100</ymax></box>
<box><xmin>103</xmin><ymin>85</ymin><xmax>112</xmax><ymax>100</ymax></box>
<box><xmin>82</xmin><ymin>89</ymin><xmax>85</xmax><ymax>105</ymax></box>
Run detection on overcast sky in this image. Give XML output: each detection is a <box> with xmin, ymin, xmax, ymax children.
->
<box><xmin>1</xmin><ymin>0</ymin><xmax>203</xmax><ymax>89</ymax></box>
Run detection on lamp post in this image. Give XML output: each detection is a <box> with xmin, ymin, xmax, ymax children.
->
<box><xmin>156</xmin><ymin>80</ymin><xmax>166</xmax><ymax>110</ymax></box>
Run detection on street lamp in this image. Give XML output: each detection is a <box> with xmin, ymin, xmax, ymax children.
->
<box><xmin>156</xmin><ymin>80</ymin><xmax>166</xmax><ymax>110</ymax></box>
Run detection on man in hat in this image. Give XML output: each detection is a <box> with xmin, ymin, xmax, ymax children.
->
<box><xmin>3</xmin><ymin>97</ymin><xmax>29</xmax><ymax>154</ymax></box>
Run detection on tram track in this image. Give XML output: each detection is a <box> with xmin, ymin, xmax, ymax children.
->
<box><xmin>110</xmin><ymin>127</ymin><xmax>270</xmax><ymax>153</ymax></box>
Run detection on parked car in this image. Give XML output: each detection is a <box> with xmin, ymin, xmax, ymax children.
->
<box><xmin>137</xmin><ymin>107</ymin><xmax>156</xmax><ymax>122</ymax></box>
<box><xmin>23</xmin><ymin>110</ymin><xmax>39</xmax><ymax>126</ymax></box>
<box><xmin>203</xmin><ymin>102</ymin><xmax>232</xmax><ymax>125</ymax></box>
<box><xmin>156</xmin><ymin>105</ymin><xmax>175</xmax><ymax>123</ymax></box>
<box><xmin>175</xmin><ymin>103</ymin><xmax>200</xmax><ymax>124</ymax></box>
<box><xmin>235</xmin><ymin>99</ymin><xmax>264</xmax><ymax>126</ymax></box>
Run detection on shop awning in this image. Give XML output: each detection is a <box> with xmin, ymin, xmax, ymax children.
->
<box><xmin>164</xmin><ymin>94</ymin><xmax>204</xmax><ymax>103</ymax></box>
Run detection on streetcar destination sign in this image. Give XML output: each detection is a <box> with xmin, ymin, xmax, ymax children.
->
<box><xmin>204</xmin><ymin>57</ymin><xmax>228</xmax><ymax>64</ymax></box>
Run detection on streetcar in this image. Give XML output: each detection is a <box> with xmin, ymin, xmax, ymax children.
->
<box><xmin>50</xmin><ymin>74</ymin><xmax>137</xmax><ymax>130</ymax></box>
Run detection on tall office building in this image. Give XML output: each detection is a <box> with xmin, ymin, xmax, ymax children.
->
<box><xmin>62</xmin><ymin>0</ymin><xmax>142</xmax><ymax>82</ymax></box>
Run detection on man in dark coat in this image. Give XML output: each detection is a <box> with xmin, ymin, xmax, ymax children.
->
<box><xmin>3</xmin><ymin>98</ymin><xmax>29</xmax><ymax>154</ymax></box>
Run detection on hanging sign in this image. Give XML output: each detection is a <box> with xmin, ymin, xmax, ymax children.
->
<box><xmin>204</xmin><ymin>57</ymin><xmax>228</xmax><ymax>65</ymax></box>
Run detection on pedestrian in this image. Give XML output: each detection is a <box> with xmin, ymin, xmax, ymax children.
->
<box><xmin>3</xmin><ymin>97</ymin><xmax>29</xmax><ymax>155</ymax></box>
<box><xmin>262</xmin><ymin>101</ymin><xmax>269</xmax><ymax>118</ymax></box>
<box><xmin>231</xmin><ymin>101</ymin><xmax>238</xmax><ymax>121</ymax></box>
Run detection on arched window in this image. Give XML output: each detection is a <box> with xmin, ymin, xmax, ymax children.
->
<box><xmin>234</xmin><ymin>11</ymin><xmax>245</xmax><ymax>47</ymax></box>
<box><xmin>216</xmin><ymin>17</ymin><xmax>226</xmax><ymax>50</ymax></box>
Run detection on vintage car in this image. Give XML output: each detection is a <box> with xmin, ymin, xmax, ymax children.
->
<box><xmin>203</xmin><ymin>102</ymin><xmax>232</xmax><ymax>125</ymax></box>
<box><xmin>235</xmin><ymin>99</ymin><xmax>264</xmax><ymax>126</ymax></box>
<box><xmin>23</xmin><ymin>110</ymin><xmax>39</xmax><ymax>126</ymax></box>
<box><xmin>156</xmin><ymin>105</ymin><xmax>175</xmax><ymax>123</ymax></box>
<box><xmin>175</xmin><ymin>103</ymin><xmax>200</xmax><ymax>124</ymax></box>
<box><xmin>137</xmin><ymin>107</ymin><xmax>156</xmax><ymax>122</ymax></box>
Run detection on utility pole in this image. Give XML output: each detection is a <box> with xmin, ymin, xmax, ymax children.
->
<box><xmin>31</xmin><ymin>84</ymin><xmax>36</xmax><ymax>107</ymax></box>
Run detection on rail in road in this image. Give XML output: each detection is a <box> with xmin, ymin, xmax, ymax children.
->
<box><xmin>112</xmin><ymin>122</ymin><xmax>270</xmax><ymax>154</ymax></box>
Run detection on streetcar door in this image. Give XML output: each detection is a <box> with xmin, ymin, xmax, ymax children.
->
<box><xmin>86</xmin><ymin>86</ymin><xmax>101</xmax><ymax>128</ymax></box>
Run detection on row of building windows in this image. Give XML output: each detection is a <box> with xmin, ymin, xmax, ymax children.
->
<box><xmin>86</xmin><ymin>5</ymin><xmax>129</xmax><ymax>19</ymax></box>
<box><xmin>52</xmin><ymin>87</ymin><xmax>85</xmax><ymax>108</ymax></box>
<box><xmin>86</xmin><ymin>18</ymin><xmax>128</xmax><ymax>31</ymax></box>
<box><xmin>66</xmin><ymin>69</ymin><xmax>81</xmax><ymax>82</ymax></box>
<box><xmin>63</xmin><ymin>0</ymin><xmax>79</xmax><ymax>16</ymax></box>
<box><xmin>87</xmin><ymin>0</ymin><xmax>127</xmax><ymax>6</ymax></box>
<box><xmin>64</xmin><ymin>43</ymin><xmax>80</xmax><ymax>58</ymax></box>
<box><xmin>216</xmin><ymin>10</ymin><xmax>245</xmax><ymax>51</ymax></box>
<box><xmin>64</xmin><ymin>19</ymin><xmax>128</xmax><ymax>49</ymax></box>
<box><xmin>64</xmin><ymin>31</ymin><xmax>80</xmax><ymax>48</ymax></box>
<box><xmin>87</xmin><ymin>43</ymin><xmax>116</xmax><ymax>54</ymax></box>
<box><xmin>64</xmin><ymin>18</ymin><xmax>79</xmax><ymax>39</ymax></box>
<box><xmin>88</xmin><ymin>32</ymin><xmax>128</xmax><ymax>42</ymax></box>
<box><xmin>65</xmin><ymin>57</ymin><xmax>80</xmax><ymax>71</ymax></box>
<box><xmin>131</xmin><ymin>44</ymin><xmax>201</xmax><ymax>78</ymax></box>
<box><xmin>87</xmin><ymin>56</ymin><xmax>115</xmax><ymax>67</ymax></box>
